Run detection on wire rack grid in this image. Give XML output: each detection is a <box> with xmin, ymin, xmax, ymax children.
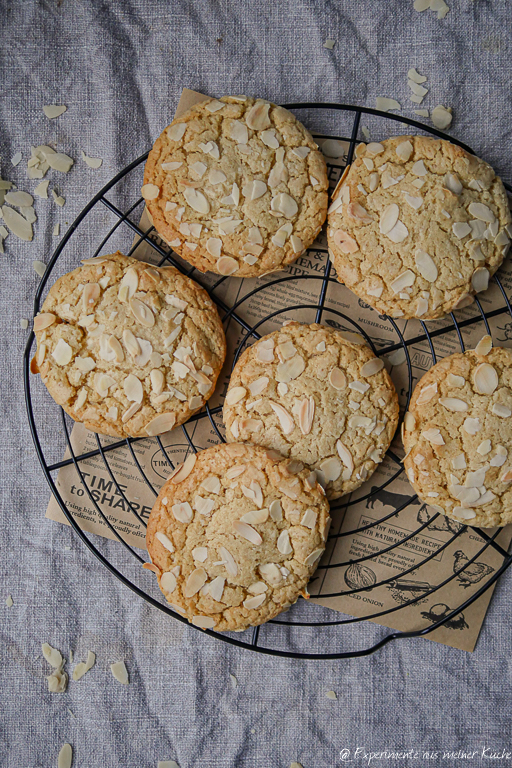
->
<box><xmin>23</xmin><ymin>103</ymin><xmax>512</xmax><ymax>659</ymax></box>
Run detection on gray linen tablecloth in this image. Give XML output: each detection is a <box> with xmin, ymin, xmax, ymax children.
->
<box><xmin>2</xmin><ymin>2</ymin><xmax>512</xmax><ymax>766</ymax></box>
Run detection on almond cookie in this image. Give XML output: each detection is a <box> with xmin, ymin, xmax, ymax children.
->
<box><xmin>31</xmin><ymin>252</ymin><xmax>226</xmax><ymax>438</ymax></box>
<box><xmin>223</xmin><ymin>322</ymin><xmax>399</xmax><ymax>500</ymax></box>
<box><xmin>403</xmin><ymin>339</ymin><xmax>512</xmax><ymax>527</ymax></box>
<box><xmin>146</xmin><ymin>443</ymin><xmax>330</xmax><ymax>632</ymax></box>
<box><xmin>327</xmin><ymin>136</ymin><xmax>512</xmax><ymax>320</ymax></box>
<box><xmin>142</xmin><ymin>96</ymin><xmax>328</xmax><ymax>277</ymax></box>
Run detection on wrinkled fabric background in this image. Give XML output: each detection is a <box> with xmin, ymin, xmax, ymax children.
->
<box><xmin>2</xmin><ymin>2</ymin><xmax>512</xmax><ymax>766</ymax></box>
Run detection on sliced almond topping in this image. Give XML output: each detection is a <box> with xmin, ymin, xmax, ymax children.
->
<box><xmin>277</xmin><ymin>529</ymin><xmax>293</xmax><ymax>555</ymax></box>
<box><xmin>218</xmin><ymin>546</ymin><xmax>238</xmax><ymax>576</ymax></box>
<box><xmin>421</xmin><ymin>428</ymin><xmax>445</xmax><ymax>445</ymax></box>
<box><xmin>361</xmin><ymin>357</ymin><xmax>384</xmax><ymax>377</ymax></box>
<box><xmin>52</xmin><ymin>338</ymin><xmax>72</xmax><ymax>366</ymax></box>
<box><xmin>141</xmin><ymin>183</ymin><xmax>159</xmax><ymax>200</ymax></box>
<box><xmin>447</xmin><ymin>373</ymin><xmax>465</xmax><ymax>387</ymax></box>
<box><xmin>246</xmin><ymin>100</ymin><xmax>271</xmax><ymax>130</ymax></box>
<box><xmin>318</xmin><ymin>457</ymin><xmax>342</xmax><ymax>482</ymax></box>
<box><xmin>241</xmin><ymin>508</ymin><xmax>269</xmax><ymax>525</ymax></box>
<box><xmin>452</xmin><ymin>222</ymin><xmax>471</xmax><ymax>239</ymax></box>
<box><xmin>366</xmin><ymin>142</ymin><xmax>385</xmax><ymax>156</ymax></box>
<box><xmin>492</xmin><ymin>403</ymin><xmax>511</xmax><ymax>418</ymax></box>
<box><xmin>347</xmin><ymin>202</ymin><xmax>373</xmax><ymax>223</ymax></box>
<box><xmin>248</xmin><ymin>376</ymin><xmax>269</xmax><ymax>396</ymax></box>
<box><xmin>144</xmin><ymin>412</ymin><xmax>176</xmax><ymax>436</ymax></box>
<box><xmin>167</xmin><ymin>122</ymin><xmax>187</xmax><ymax>141</ymax></box>
<box><xmin>123</xmin><ymin>373</ymin><xmax>143</xmax><ymax>403</ymax></box>
<box><xmin>183</xmin><ymin>568</ymin><xmax>207</xmax><ymax>598</ymax></box>
<box><xmin>156</xmin><ymin>531</ymin><xmax>175</xmax><ymax>554</ymax></box>
<box><xmin>121</xmin><ymin>401</ymin><xmax>141</xmax><ymax>423</ymax></box>
<box><xmin>243</xmin><ymin>594</ymin><xmax>266</xmax><ymax>610</ymax></box>
<box><xmin>403</xmin><ymin>192</ymin><xmax>423</xmax><ymax>210</ymax></box>
<box><xmin>396</xmin><ymin>139</ymin><xmax>413</xmax><ymax>161</ymax></box>
<box><xmin>333</xmin><ymin>228</ymin><xmax>359</xmax><ymax>253</ymax></box>
<box><xmin>336</xmin><ymin>440</ymin><xmax>354</xmax><ymax>472</ymax></box>
<box><xmin>477</xmin><ymin>439</ymin><xmax>492</xmax><ymax>456</ymax></box>
<box><xmin>150</xmin><ymin>369</ymin><xmax>164</xmax><ymax>395</ymax></box>
<box><xmin>299</xmin><ymin>396</ymin><xmax>315</xmax><ymax>435</ymax></box>
<box><xmin>170</xmin><ymin>453</ymin><xmax>197</xmax><ymax>484</ymax></box>
<box><xmin>233</xmin><ymin>520</ymin><xmax>262</xmax><ymax>545</ymax></box>
<box><xmin>444</xmin><ymin>172</ymin><xmax>462</xmax><ymax>194</ymax></box>
<box><xmin>417</xmin><ymin>382</ymin><xmax>438</xmax><ymax>404</ymax></box>
<box><xmin>248</xmin><ymin>581</ymin><xmax>268</xmax><ymax>596</ymax></box>
<box><xmin>34</xmin><ymin>312</ymin><xmax>56</xmax><ymax>331</ymax></box>
<box><xmin>270</xmin><ymin>192</ymin><xmax>298</xmax><ymax>219</ymax></box>
<box><xmin>379</xmin><ymin>203</ymin><xmax>399</xmax><ymax>235</ymax></box>
<box><xmin>390</xmin><ymin>269</ymin><xmax>415</xmax><ymax>294</ymax></box>
<box><xmin>225</xmin><ymin>386</ymin><xmax>247</xmax><ymax>405</ymax></box>
<box><xmin>474</xmin><ymin>363</ymin><xmax>498</xmax><ymax>395</ymax></box>
<box><xmin>276</xmin><ymin>355</ymin><xmax>305</xmax><ymax>383</ymax></box>
<box><xmin>387</xmin><ymin>221</ymin><xmax>409</xmax><ymax>243</ymax></box>
<box><xmin>216</xmin><ymin>256</ymin><xmax>238</xmax><ymax>276</ymax></box>
<box><xmin>206</xmin><ymin>576</ymin><xmax>225</xmax><ymax>603</ymax></box>
<box><xmin>160</xmin><ymin>571</ymin><xmax>178</xmax><ymax>597</ymax></box>
<box><xmin>169</xmin><ymin>501</ymin><xmax>192</xmax><ymax>524</ymax></box>
<box><xmin>300</xmin><ymin>509</ymin><xmax>317</xmax><ymax>530</ymax></box>
<box><xmin>439</xmin><ymin>397</ymin><xmax>468</xmax><ymax>412</ymax></box>
<box><xmin>123</xmin><ymin>329</ymin><xmax>141</xmax><ymax>357</ymax></box>
<box><xmin>269</xmin><ymin>402</ymin><xmax>294</xmax><ymax>433</ymax></box>
<box><xmin>108</xmin><ymin>335</ymin><xmax>124</xmax><ymax>362</ymax></box>
<box><xmin>129</xmin><ymin>297</ymin><xmax>154</xmax><ymax>327</ymax></box>
<box><xmin>404</xmin><ymin>412</ymin><xmax>416</xmax><ymax>431</ymax></box>
<box><xmin>463</xmin><ymin>417</ymin><xmax>481</xmax><ymax>434</ymax></box>
<box><xmin>411</xmin><ymin>159</ymin><xmax>427</xmax><ymax>176</ymax></box>
<box><xmin>304</xmin><ymin>548</ymin><xmax>324</xmax><ymax>567</ymax></box>
<box><xmin>259</xmin><ymin>562</ymin><xmax>283</xmax><ymax>585</ymax></box>
<box><xmin>471</xmin><ymin>267</ymin><xmax>490</xmax><ymax>293</ymax></box>
<box><xmin>329</xmin><ymin>368</ymin><xmax>346</xmax><ymax>390</ymax></box>
<box><xmin>413</xmin><ymin>249</ymin><xmax>438</xmax><ymax>283</ymax></box>
<box><xmin>490</xmin><ymin>446</ymin><xmax>507</xmax><ymax>467</ymax></box>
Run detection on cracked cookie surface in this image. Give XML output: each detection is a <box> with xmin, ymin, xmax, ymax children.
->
<box><xmin>143</xmin><ymin>96</ymin><xmax>328</xmax><ymax>277</ymax></box>
<box><xmin>223</xmin><ymin>322</ymin><xmax>399</xmax><ymax>500</ymax></box>
<box><xmin>327</xmin><ymin>136</ymin><xmax>511</xmax><ymax>320</ymax></box>
<box><xmin>403</xmin><ymin>341</ymin><xmax>512</xmax><ymax>527</ymax></box>
<box><xmin>146</xmin><ymin>443</ymin><xmax>330</xmax><ymax>632</ymax></box>
<box><xmin>32</xmin><ymin>252</ymin><xmax>226</xmax><ymax>438</ymax></box>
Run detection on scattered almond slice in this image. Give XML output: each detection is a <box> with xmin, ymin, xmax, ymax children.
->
<box><xmin>45</xmin><ymin>150</ymin><xmax>74</xmax><ymax>173</ymax></box>
<box><xmin>431</xmin><ymin>105</ymin><xmax>453</xmax><ymax>129</ymax></box>
<box><xmin>72</xmin><ymin>650</ymin><xmax>96</xmax><ymax>681</ymax></box>
<box><xmin>158</xmin><ymin>762</ymin><xmax>180</xmax><ymax>768</ymax></box>
<box><xmin>52</xmin><ymin>189</ymin><xmax>66</xmax><ymax>207</ymax></box>
<box><xmin>1</xmin><ymin>205</ymin><xmax>33</xmax><ymax>240</ymax></box>
<box><xmin>43</xmin><ymin>104</ymin><xmax>67</xmax><ymax>119</ymax></box>
<box><xmin>58</xmin><ymin>743</ymin><xmax>73</xmax><ymax>768</ymax></box>
<box><xmin>81</xmin><ymin>150</ymin><xmax>103</xmax><ymax>169</ymax></box>
<box><xmin>11</xmin><ymin>152</ymin><xmax>22</xmax><ymax>166</ymax></box>
<box><xmin>375</xmin><ymin>97</ymin><xmax>401</xmax><ymax>112</ymax></box>
<box><xmin>110</xmin><ymin>661</ymin><xmax>129</xmax><ymax>684</ymax></box>
<box><xmin>323</xmin><ymin>38</ymin><xmax>335</xmax><ymax>49</ymax></box>
<box><xmin>326</xmin><ymin>690</ymin><xmax>337</xmax><ymax>700</ymax></box>
<box><xmin>6</xmin><ymin>594</ymin><xmax>13</xmax><ymax>607</ymax></box>
<box><xmin>53</xmin><ymin>223</ymin><xmax>60</xmax><ymax>237</ymax></box>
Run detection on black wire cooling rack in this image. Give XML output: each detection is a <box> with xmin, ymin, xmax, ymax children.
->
<box><xmin>24</xmin><ymin>103</ymin><xmax>512</xmax><ymax>659</ymax></box>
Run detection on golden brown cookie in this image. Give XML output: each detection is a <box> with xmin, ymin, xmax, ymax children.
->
<box><xmin>146</xmin><ymin>443</ymin><xmax>331</xmax><ymax>632</ymax></box>
<box><xmin>142</xmin><ymin>96</ymin><xmax>328</xmax><ymax>277</ymax></box>
<box><xmin>327</xmin><ymin>136</ymin><xmax>512</xmax><ymax>319</ymax></box>
<box><xmin>223</xmin><ymin>322</ymin><xmax>399</xmax><ymax>500</ymax></box>
<box><xmin>32</xmin><ymin>252</ymin><xmax>226</xmax><ymax>438</ymax></box>
<box><xmin>403</xmin><ymin>338</ymin><xmax>512</xmax><ymax>527</ymax></box>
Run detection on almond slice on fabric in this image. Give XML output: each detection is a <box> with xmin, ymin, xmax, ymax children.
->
<box><xmin>110</xmin><ymin>661</ymin><xmax>129</xmax><ymax>684</ymax></box>
<box><xmin>81</xmin><ymin>150</ymin><xmax>103</xmax><ymax>169</ymax></box>
<box><xmin>43</xmin><ymin>105</ymin><xmax>67</xmax><ymax>118</ymax></box>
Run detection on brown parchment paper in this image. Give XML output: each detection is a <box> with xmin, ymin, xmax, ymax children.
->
<box><xmin>46</xmin><ymin>88</ymin><xmax>512</xmax><ymax>651</ymax></box>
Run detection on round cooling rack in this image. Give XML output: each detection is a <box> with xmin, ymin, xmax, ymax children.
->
<box><xmin>24</xmin><ymin>103</ymin><xmax>512</xmax><ymax>659</ymax></box>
